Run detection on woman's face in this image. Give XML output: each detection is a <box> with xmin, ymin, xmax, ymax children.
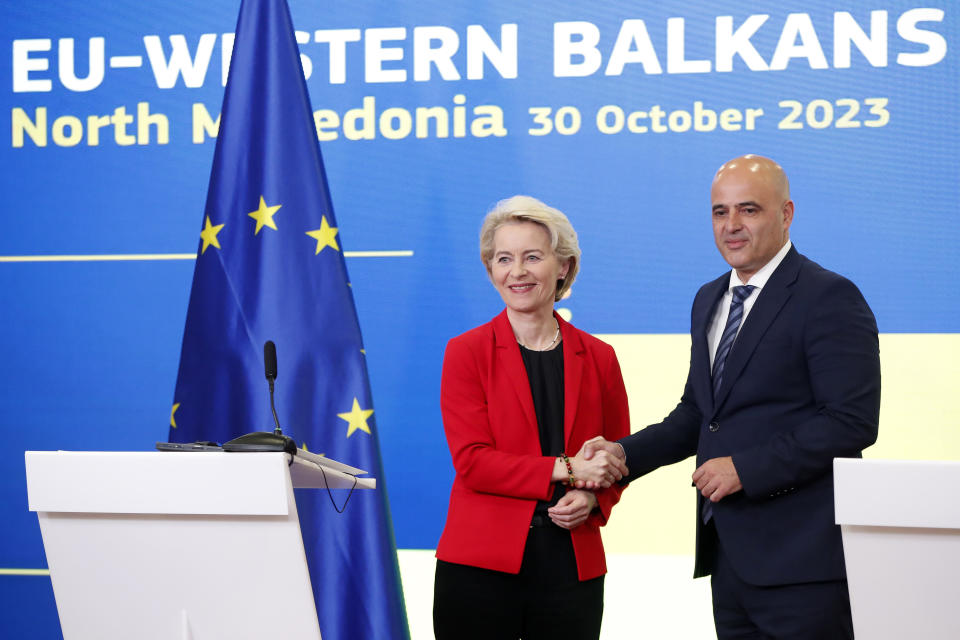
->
<box><xmin>489</xmin><ymin>221</ymin><xmax>569</xmax><ymax>316</ymax></box>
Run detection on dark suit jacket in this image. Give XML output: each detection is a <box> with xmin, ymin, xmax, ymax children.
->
<box><xmin>621</xmin><ymin>246</ymin><xmax>880</xmax><ymax>586</ymax></box>
<box><xmin>436</xmin><ymin>310</ymin><xmax>630</xmax><ymax>581</ymax></box>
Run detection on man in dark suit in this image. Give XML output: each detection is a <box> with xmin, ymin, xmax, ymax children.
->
<box><xmin>583</xmin><ymin>155</ymin><xmax>880</xmax><ymax>638</ymax></box>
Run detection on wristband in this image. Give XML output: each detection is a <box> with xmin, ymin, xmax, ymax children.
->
<box><xmin>560</xmin><ymin>453</ymin><xmax>576</xmax><ymax>486</ymax></box>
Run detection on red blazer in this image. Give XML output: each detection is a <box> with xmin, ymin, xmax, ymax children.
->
<box><xmin>436</xmin><ymin>310</ymin><xmax>630</xmax><ymax>581</ymax></box>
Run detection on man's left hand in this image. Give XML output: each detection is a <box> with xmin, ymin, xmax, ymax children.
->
<box><xmin>692</xmin><ymin>456</ymin><xmax>742</xmax><ymax>502</ymax></box>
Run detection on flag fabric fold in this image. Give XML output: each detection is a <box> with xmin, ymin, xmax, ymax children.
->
<box><xmin>169</xmin><ymin>0</ymin><xmax>409</xmax><ymax>637</ymax></box>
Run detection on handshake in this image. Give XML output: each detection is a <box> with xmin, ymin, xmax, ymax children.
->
<box><xmin>569</xmin><ymin>437</ymin><xmax>628</xmax><ymax>490</ymax></box>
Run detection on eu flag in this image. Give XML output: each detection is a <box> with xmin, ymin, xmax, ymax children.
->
<box><xmin>168</xmin><ymin>0</ymin><xmax>409</xmax><ymax>638</ymax></box>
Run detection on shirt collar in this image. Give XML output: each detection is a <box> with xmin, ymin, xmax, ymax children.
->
<box><xmin>727</xmin><ymin>239</ymin><xmax>792</xmax><ymax>292</ymax></box>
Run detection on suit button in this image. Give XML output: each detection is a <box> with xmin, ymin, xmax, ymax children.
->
<box><xmin>708</xmin><ymin>422</ymin><xmax>719</xmax><ymax>432</ymax></box>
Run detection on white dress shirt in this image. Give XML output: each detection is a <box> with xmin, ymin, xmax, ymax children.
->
<box><xmin>707</xmin><ymin>240</ymin><xmax>793</xmax><ymax>368</ymax></box>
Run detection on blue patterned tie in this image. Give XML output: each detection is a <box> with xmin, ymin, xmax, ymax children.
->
<box><xmin>712</xmin><ymin>285</ymin><xmax>756</xmax><ymax>400</ymax></box>
<box><xmin>702</xmin><ymin>285</ymin><xmax>755</xmax><ymax>523</ymax></box>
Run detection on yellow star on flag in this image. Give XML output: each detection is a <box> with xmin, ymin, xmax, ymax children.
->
<box><xmin>170</xmin><ymin>403</ymin><xmax>180</xmax><ymax>428</ymax></box>
<box><xmin>248</xmin><ymin>195</ymin><xmax>281</xmax><ymax>234</ymax></box>
<box><xmin>301</xmin><ymin>442</ymin><xmax>326</xmax><ymax>456</ymax></box>
<box><xmin>337</xmin><ymin>397</ymin><xmax>373</xmax><ymax>437</ymax></box>
<box><xmin>306</xmin><ymin>216</ymin><xmax>340</xmax><ymax>254</ymax></box>
<box><xmin>199</xmin><ymin>216</ymin><xmax>225</xmax><ymax>254</ymax></box>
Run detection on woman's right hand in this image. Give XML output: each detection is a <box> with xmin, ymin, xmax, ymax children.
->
<box><xmin>569</xmin><ymin>441</ymin><xmax>628</xmax><ymax>488</ymax></box>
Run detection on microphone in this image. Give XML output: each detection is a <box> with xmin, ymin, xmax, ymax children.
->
<box><xmin>264</xmin><ymin>340</ymin><xmax>278</xmax><ymax>387</ymax></box>
<box><xmin>221</xmin><ymin>339</ymin><xmax>296</xmax><ymax>455</ymax></box>
<box><xmin>263</xmin><ymin>340</ymin><xmax>281</xmax><ymax>435</ymax></box>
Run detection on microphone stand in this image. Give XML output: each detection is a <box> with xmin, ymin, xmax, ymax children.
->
<box><xmin>222</xmin><ymin>343</ymin><xmax>296</xmax><ymax>455</ymax></box>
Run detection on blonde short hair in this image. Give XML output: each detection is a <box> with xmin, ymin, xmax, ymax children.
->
<box><xmin>479</xmin><ymin>195</ymin><xmax>581</xmax><ymax>301</ymax></box>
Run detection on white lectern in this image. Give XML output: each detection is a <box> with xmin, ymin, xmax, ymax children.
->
<box><xmin>25</xmin><ymin>451</ymin><xmax>375</xmax><ymax>640</ymax></box>
<box><xmin>834</xmin><ymin>458</ymin><xmax>960</xmax><ymax>639</ymax></box>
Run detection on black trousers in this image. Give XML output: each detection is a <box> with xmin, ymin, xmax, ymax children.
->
<box><xmin>433</xmin><ymin>525</ymin><xmax>604</xmax><ymax>640</ymax></box>
<box><xmin>706</xmin><ymin>522</ymin><xmax>854</xmax><ymax>639</ymax></box>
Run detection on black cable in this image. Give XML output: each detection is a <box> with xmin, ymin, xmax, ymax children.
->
<box><xmin>315</xmin><ymin>464</ymin><xmax>359</xmax><ymax>513</ymax></box>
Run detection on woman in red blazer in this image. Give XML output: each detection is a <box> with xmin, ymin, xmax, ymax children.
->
<box><xmin>433</xmin><ymin>196</ymin><xmax>631</xmax><ymax>640</ymax></box>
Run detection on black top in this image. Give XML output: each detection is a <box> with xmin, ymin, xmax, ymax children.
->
<box><xmin>519</xmin><ymin>342</ymin><xmax>565</xmax><ymax>523</ymax></box>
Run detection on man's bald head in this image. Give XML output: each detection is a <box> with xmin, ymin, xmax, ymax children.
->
<box><xmin>712</xmin><ymin>155</ymin><xmax>790</xmax><ymax>203</ymax></box>
<box><xmin>710</xmin><ymin>155</ymin><xmax>794</xmax><ymax>282</ymax></box>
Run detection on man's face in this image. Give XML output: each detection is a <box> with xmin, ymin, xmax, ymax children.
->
<box><xmin>711</xmin><ymin>165</ymin><xmax>793</xmax><ymax>282</ymax></box>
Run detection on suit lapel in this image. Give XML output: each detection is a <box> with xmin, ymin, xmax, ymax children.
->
<box><xmin>559</xmin><ymin>314</ymin><xmax>583</xmax><ymax>449</ymax></box>
<box><xmin>713</xmin><ymin>247</ymin><xmax>801</xmax><ymax>409</ymax></box>
<box><xmin>694</xmin><ymin>276</ymin><xmax>728</xmax><ymax>414</ymax></box>
<box><xmin>492</xmin><ymin>311</ymin><xmax>538</xmax><ymax>434</ymax></box>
